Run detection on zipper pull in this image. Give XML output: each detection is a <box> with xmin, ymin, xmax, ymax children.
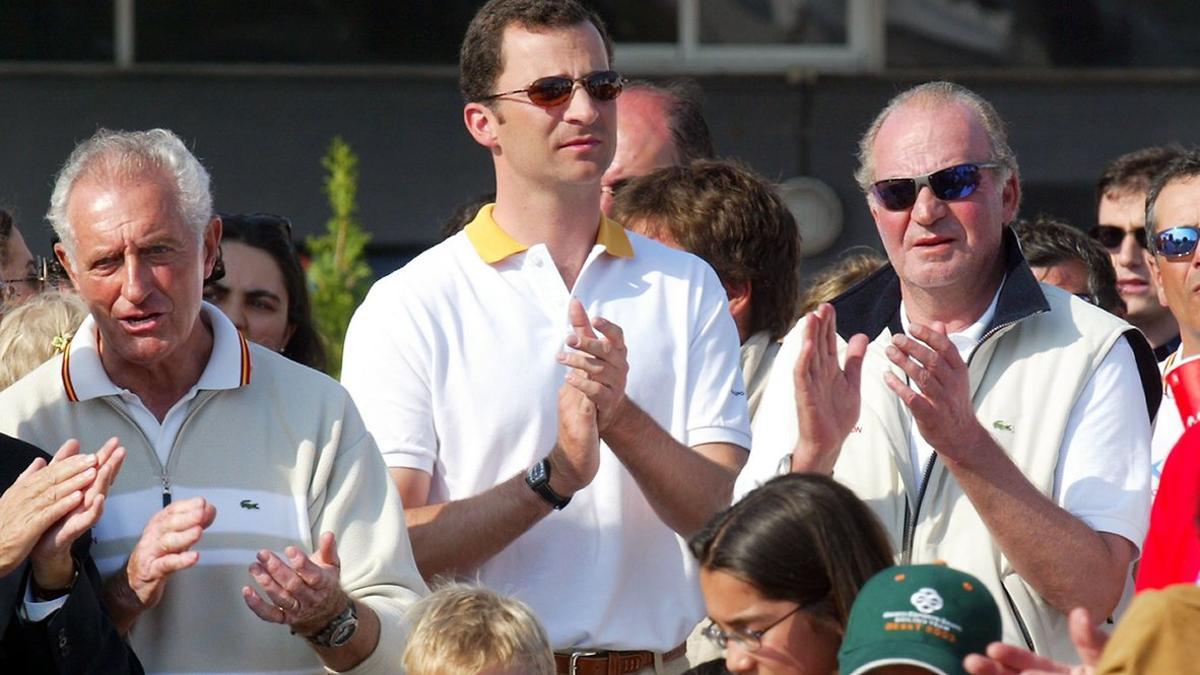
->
<box><xmin>161</xmin><ymin>476</ymin><xmax>172</xmax><ymax>507</ymax></box>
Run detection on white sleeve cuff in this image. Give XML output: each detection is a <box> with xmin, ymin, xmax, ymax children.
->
<box><xmin>20</xmin><ymin>577</ymin><xmax>68</xmax><ymax>623</ymax></box>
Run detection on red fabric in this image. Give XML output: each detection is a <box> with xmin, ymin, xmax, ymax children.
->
<box><xmin>1136</xmin><ymin>424</ymin><xmax>1200</xmax><ymax>592</ymax></box>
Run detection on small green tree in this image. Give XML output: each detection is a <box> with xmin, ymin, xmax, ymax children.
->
<box><xmin>307</xmin><ymin>136</ymin><xmax>373</xmax><ymax>378</ymax></box>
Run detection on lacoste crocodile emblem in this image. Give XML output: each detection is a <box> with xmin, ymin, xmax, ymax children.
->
<box><xmin>240</xmin><ymin>499</ymin><xmax>260</xmax><ymax>510</ymax></box>
<box><xmin>992</xmin><ymin>420</ymin><xmax>1013</xmax><ymax>432</ymax></box>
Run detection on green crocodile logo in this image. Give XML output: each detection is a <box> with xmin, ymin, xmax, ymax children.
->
<box><xmin>992</xmin><ymin>420</ymin><xmax>1013</xmax><ymax>432</ymax></box>
<box><xmin>240</xmin><ymin>499</ymin><xmax>260</xmax><ymax>510</ymax></box>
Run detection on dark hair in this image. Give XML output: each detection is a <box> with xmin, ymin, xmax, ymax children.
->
<box><xmin>624</xmin><ymin>80</ymin><xmax>715</xmax><ymax>164</ymax></box>
<box><xmin>690</xmin><ymin>474</ymin><xmax>894</xmax><ymax>629</ymax></box>
<box><xmin>1145</xmin><ymin>150</ymin><xmax>1200</xmax><ymax>254</ymax></box>
<box><xmin>1096</xmin><ymin>145</ymin><xmax>1186</xmax><ymax>205</ymax></box>
<box><xmin>0</xmin><ymin>209</ymin><xmax>13</xmax><ymax>264</ymax></box>
<box><xmin>1011</xmin><ymin>216</ymin><xmax>1124</xmax><ymax>316</ymax></box>
<box><xmin>611</xmin><ymin>160</ymin><xmax>800</xmax><ymax>340</ymax></box>
<box><xmin>459</xmin><ymin>0</ymin><xmax>613</xmax><ymax>104</ymax></box>
<box><xmin>214</xmin><ymin>213</ymin><xmax>327</xmax><ymax>371</ymax></box>
<box><xmin>441</xmin><ymin>192</ymin><xmax>495</xmax><ymax>240</ymax></box>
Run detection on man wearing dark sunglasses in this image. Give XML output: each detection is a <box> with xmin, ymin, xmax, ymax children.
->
<box><xmin>342</xmin><ymin>2</ymin><xmax>750</xmax><ymax>674</ymax></box>
<box><xmin>1093</xmin><ymin>146</ymin><xmax>1184</xmax><ymax>361</ymax></box>
<box><xmin>747</xmin><ymin>81</ymin><xmax>1161</xmax><ymax>664</ymax></box>
<box><xmin>1142</xmin><ymin>151</ymin><xmax>1200</xmax><ymax>497</ymax></box>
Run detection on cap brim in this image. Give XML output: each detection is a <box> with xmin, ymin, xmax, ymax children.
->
<box><xmin>840</xmin><ymin>641</ymin><xmax>965</xmax><ymax>675</ymax></box>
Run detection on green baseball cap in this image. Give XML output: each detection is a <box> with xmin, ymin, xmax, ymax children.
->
<box><xmin>837</xmin><ymin>564</ymin><xmax>1001</xmax><ymax>675</ymax></box>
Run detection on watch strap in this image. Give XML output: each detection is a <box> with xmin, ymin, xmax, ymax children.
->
<box><xmin>306</xmin><ymin>600</ymin><xmax>358</xmax><ymax>648</ymax></box>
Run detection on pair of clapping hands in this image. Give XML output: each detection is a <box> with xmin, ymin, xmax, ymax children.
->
<box><xmin>549</xmin><ymin>299</ymin><xmax>629</xmax><ymax>496</ymax></box>
<box><xmin>0</xmin><ymin>438</ymin><xmax>124</xmax><ymax>594</ymax></box>
<box><xmin>792</xmin><ymin>303</ymin><xmax>985</xmax><ymax>472</ymax></box>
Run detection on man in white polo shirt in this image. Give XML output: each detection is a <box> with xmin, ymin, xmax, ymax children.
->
<box><xmin>341</xmin><ymin>1</ymin><xmax>750</xmax><ymax>673</ymax></box>
<box><xmin>0</xmin><ymin>128</ymin><xmax>425</xmax><ymax>674</ymax></box>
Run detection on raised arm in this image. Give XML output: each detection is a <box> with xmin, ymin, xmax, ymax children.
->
<box><xmin>393</xmin><ymin>382</ymin><xmax>600</xmax><ymax>578</ymax></box>
<box><xmin>556</xmin><ymin>299</ymin><xmax>747</xmax><ymax>537</ymax></box>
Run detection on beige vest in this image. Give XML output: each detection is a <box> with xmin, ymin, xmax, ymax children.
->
<box><xmin>834</xmin><ymin>286</ymin><xmax>1145</xmax><ymax>662</ymax></box>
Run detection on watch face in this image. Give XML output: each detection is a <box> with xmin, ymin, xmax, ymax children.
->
<box><xmin>529</xmin><ymin>460</ymin><xmax>548</xmax><ymax>485</ymax></box>
<box><xmin>329</xmin><ymin>617</ymin><xmax>358</xmax><ymax>647</ymax></box>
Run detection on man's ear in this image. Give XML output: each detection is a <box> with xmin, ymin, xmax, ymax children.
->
<box><xmin>725</xmin><ymin>279</ymin><xmax>753</xmax><ymax>340</ymax></box>
<box><xmin>1000</xmin><ymin>168</ymin><xmax>1022</xmax><ymax>224</ymax></box>
<box><xmin>1149</xmin><ymin>253</ymin><xmax>1171</xmax><ymax>308</ymax></box>
<box><xmin>464</xmin><ymin>102</ymin><xmax>501</xmax><ymax>150</ymax></box>
<box><xmin>202</xmin><ymin>216</ymin><xmax>222</xmax><ymax>278</ymax></box>
<box><xmin>53</xmin><ymin>242</ymin><xmax>78</xmax><ymax>290</ymax></box>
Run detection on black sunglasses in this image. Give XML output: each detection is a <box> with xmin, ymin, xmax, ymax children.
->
<box><xmin>1152</xmin><ymin>225</ymin><xmax>1200</xmax><ymax>259</ymax></box>
<box><xmin>1089</xmin><ymin>225</ymin><xmax>1147</xmax><ymax>251</ymax></box>
<box><xmin>870</xmin><ymin>162</ymin><xmax>1001</xmax><ymax>211</ymax></box>
<box><xmin>479</xmin><ymin>70</ymin><xmax>624</xmax><ymax>108</ymax></box>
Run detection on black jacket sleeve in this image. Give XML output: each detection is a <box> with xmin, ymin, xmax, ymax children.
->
<box><xmin>0</xmin><ymin>433</ymin><xmax>144</xmax><ymax>673</ymax></box>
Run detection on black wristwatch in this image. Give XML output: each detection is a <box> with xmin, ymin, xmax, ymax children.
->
<box><xmin>526</xmin><ymin>457</ymin><xmax>571</xmax><ymax>510</ymax></box>
<box><xmin>306</xmin><ymin>601</ymin><xmax>358</xmax><ymax>648</ymax></box>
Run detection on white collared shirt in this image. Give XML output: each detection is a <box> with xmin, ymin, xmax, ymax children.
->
<box><xmin>62</xmin><ymin>302</ymin><xmax>249</xmax><ymax>466</ymax></box>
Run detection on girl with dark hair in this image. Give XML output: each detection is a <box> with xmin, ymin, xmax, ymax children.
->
<box><xmin>204</xmin><ymin>213</ymin><xmax>326</xmax><ymax>371</ymax></box>
<box><xmin>687</xmin><ymin>474</ymin><xmax>894</xmax><ymax>675</ymax></box>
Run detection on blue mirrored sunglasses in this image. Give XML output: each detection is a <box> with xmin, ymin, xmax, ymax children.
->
<box><xmin>1152</xmin><ymin>225</ymin><xmax>1200</xmax><ymax>259</ymax></box>
<box><xmin>870</xmin><ymin>162</ymin><xmax>1001</xmax><ymax>211</ymax></box>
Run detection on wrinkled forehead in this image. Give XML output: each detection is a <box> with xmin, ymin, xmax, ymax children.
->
<box><xmin>871</xmin><ymin>100</ymin><xmax>992</xmax><ymax>180</ymax></box>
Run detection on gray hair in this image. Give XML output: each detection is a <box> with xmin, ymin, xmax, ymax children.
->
<box><xmin>1144</xmin><ymin>149</ymin><xmax>1200</xmax><ymax>251</ymax></box>
<box><xmin>854</xmin><ymin>81</ymin><xmax>1018</xmax><ymax>194</ymax></box>
<box><xmin>47</xmin><ymin>128</ymin><xmax>213</xmax><ymax>258</ymax></box>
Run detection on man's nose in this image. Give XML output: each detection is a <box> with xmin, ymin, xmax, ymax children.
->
<box><xmin>562</xmin><ymin>82</ymin><xmax>601</xmax><ymax>126</ymax></box>
<box><xmin>122</xmin><ymin>257</ymin><xmax>153</xmax><ymax>303</ymax></box>
<box><xmin>910</xmin><ymin>185</ymin><xmax>947</xmax><ymax>226</ymax></box>
<box><xmin>1115</xmin><ymin>231</ymin><xmax>1143</xmax><ymax>265</ymax></box>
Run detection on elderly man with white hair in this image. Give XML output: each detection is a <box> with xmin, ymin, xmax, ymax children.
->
<box><xmin>746</xmin><ymin>82</ymin><xmax>1161</xmax><ymax>662</ymax></box>
<box><xmin>0</xmin><ymin>128</ymin><xmax>425</xmax><ymax>674</ymax></box>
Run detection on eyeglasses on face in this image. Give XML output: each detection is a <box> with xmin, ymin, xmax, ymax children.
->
<box><xmin>1089</xmin><ymin>225</ymin><xmax>1147</xmax><ymax>251</ymax></box>
<box><xmin>479</xmin><ymin>70</ymin><xmax>625</xmax><ymax>108</ymax></box>
<box><xmin>702</xmin><ymin>603</ymin><xmax>803</xmax><ymax>653</ymax></box>
<box><xmin>1</xmin><ymin>256</ymin><xmax>57</xmax><ymax>291</ymax></box>
<box><xmin>869</xmin><ymin>162</ymin><xmax>1001</xmax><ymax>211</ymax></box>
<box><xmin>1152</xmin><ymin>225</ymin><xmax>1200</xmax><ymax>260</ymax></box>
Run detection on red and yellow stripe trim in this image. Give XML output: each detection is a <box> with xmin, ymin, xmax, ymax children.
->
<box><xmin>60</xmin><ymin>338</ymin><xmax>78</xmax><ymax>402</ymax></box>
<box><xmin>237</xmin><ymin>330</ymin><xmax>252</xmax><ymax>386</ymax></box>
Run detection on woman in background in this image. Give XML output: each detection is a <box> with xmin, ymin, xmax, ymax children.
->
<box><xmin>205</xmin><ymin>213</ymin><xmax>326</xmax><ymax>371</ymax></box>
<box><xmin>687</xmin><ymin>474</ymin><xmax>894</xmax><ymax>675</ymax></box>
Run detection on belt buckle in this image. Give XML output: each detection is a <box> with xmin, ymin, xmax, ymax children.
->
<box><xmin>568</xmin><ymin>650</ymin><xmax>600</xmax><ymax>675</ymax></box>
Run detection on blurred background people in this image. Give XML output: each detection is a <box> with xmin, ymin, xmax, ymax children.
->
<box><xmin>0</xmin><ymin>209</ymin><xmax>39</xmax><ymax>312</ymax></box>
<box><xmin>403</xmin><ymin>584</ymin><xmax>554</xmax><ymax>675</ymax></box>
<box><xmin>838</xmin><ymin>564</ymin><xmax>1001</xmax><ymax>675</ymax></box>
<box><xmin>1092</xmin><ymin>145</ymin><xmax>1184</xmax><ymax>359</ymax></box>
<box><xmin>612</xmin><ymin>159</ymin><xmax>801</xmax><ymax>419</ymax></box>
<box><xmin>204</xmin><ymin>212</ymin><xmax>327</xmax><ymax>371</ymax></box>
<box><xmin>0</xmin><ymin>434</ymin><xmax>136</xmax><ymax>673</ymax></box>
<box><xmin>601</xmin><ymin>79</ymin><xmax>715</xmax><ymax>215</ymax></box>
<box><xmin>1012</xmin><ymin>216</ymin><xmax>1125</xmax><ymax>316</ymax></box>
<box><xmin>796</xmin><ymin>249</ymin><xmax>888</xmax><ymax>317</ymax></box>
<box><xmin>0</xmin><ymin>291</ymin><xmax>88</xmax><ymax>390</ymax></box>
<box><xmin>686</xmin><ymin>474</ymin><xmax>894</xmax><ymax>675</ymax></box>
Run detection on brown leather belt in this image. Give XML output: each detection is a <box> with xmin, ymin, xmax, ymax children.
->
<box><xmin>554</xmin><ymin>643</ymin><xmax>687</xmax><ymax>675</ymax></box>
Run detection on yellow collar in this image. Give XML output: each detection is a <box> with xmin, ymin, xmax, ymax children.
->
<box><xmin>464</xmin><ymin>203</ymin><xmax>634</xmax><ymax>264</ymax></box>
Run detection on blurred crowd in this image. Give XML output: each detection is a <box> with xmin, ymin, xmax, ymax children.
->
<box><xmin>0</xmin><ymin>1</ymin><xmax>1197</xmax><ymax>674</ymax></box>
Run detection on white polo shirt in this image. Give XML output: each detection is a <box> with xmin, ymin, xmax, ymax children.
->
<box><xmin>342</xmin><ymin>205</ymin><xmax>750</xmax><ymax>651</ymax></box>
